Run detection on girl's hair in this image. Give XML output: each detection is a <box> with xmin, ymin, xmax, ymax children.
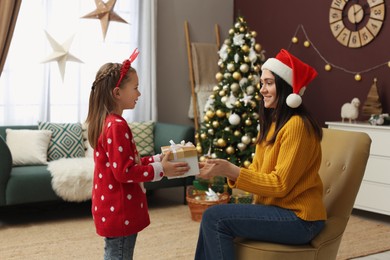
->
<box><xmin>257</xmin><ymin>72</ymin><xmax>322</xmax><ymax>145</ymax></box>
<box><xmin>86</xmin><ymin>63</ymin><xmax>136</xmax><ymax>149</ymax></box>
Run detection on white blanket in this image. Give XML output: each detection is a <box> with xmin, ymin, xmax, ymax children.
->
<box><xmin>48</xmin><ymin>157</ymin><xmax>94</xmax><ymax>202</ymax></box>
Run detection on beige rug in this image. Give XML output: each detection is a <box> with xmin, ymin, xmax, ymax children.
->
<box><xmin>1</xmin><ymin>201</ymin><xmax>390</xmax><ymax>260</ymax></box>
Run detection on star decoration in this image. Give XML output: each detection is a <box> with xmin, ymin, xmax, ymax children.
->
<box><xmin>240</xmin><ymin>93</ymin><xmax>253</xmax><ymax>106</ymax></box>
<box><xmin>41</xmin><ymin>31</ymin><xmax>83</xmax><ymax>81</ymax></box>
<box><xmin>81</xmin><ymin>0</ymin><xmax>128</xmax><ymax>40</ymax></box>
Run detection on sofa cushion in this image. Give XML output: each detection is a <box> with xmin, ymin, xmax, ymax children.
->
<box><xmin>128</xmin><ymin>121</ymin><xmax>155</xmax><ymax>156</ymax></box>
<box><xmin>6</xmin><ymin>129</ymin><xmax>52</xmax><ymax>166</ymax></box>
<box><xmin>38</xmin><ymin>122</ymin><xmax>85</xmax><ymax>161</ymax></box>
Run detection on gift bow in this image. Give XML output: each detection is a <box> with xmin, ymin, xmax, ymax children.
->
<box><xmin>169</xmin><ymin>140</ymin><xmax>194</xmax><ymax>160</ymax></box>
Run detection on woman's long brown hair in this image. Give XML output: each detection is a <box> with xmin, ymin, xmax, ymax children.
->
<box><xmin>257</xmin><ymin>72</ymin><xmax>322</xmax><ymax>145</ymax></box>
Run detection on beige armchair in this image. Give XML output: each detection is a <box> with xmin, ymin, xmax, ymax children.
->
<box><xmin>234</xmin><ymin>128</ymin><xmax>371</xmax><ymax>260</ymax></box>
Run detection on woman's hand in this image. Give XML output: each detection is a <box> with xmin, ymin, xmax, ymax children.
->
<box><xmin>198</xmin><ymin>159</ymin><xmax>240</xmax><ymax>181</ymax></box>
<box><xmin>161</xmin><ymin>151</ymin><xmax>189</xmax><ymax>178</ymax></box>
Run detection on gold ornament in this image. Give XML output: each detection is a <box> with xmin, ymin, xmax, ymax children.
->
<box><xmin>237</xmin><ymin>143</ymin><xmax>246</xmax><ymax>151</ymax></box>
<box><xmin>212</xmin><ymin>121</ymin><xmax>220</xmax><ymax>128</ymax></box>
<box><xmin>239</xmin><ymin>27</ymin><xmax>245</xmax><ymax>32</ymax></box>
<box><xmin>241</xmin><ymin>45</ymin><xmax>249</xmax><ymax>53</ymax></box>
<box><xmin>234</xmin><ymin>130</ymin><xmax>241</xmax><ymax>137</ymax></box>
<box><xmin>200</xmin><ymin>133</ymin><xmax>207</xmax><ymax>139</ymax></box>
<box><xmin>216</xmin><ymin>72</ymin><xmax>223</xmax><ymax>82</ymax></box>
<box><xmin>255</xmin><ymin>43</ymin><xmax>262</xmax><ymax>52</ymax></box>
<box><xmin>196</xmin><ymin>145</ymin><xmax>202</xmax><ymax>153</ymax></box>
<box><xmin>241</xmin><ymin>135</ymin><xmax>251</xmax><ymax>145</ymax></box>
<box><xmin>252</xmin><ymin>137</ymin><xmax>257</xmax><ymax>143</ymax></box>
<box><xmin>388</xmin><ymin>61</ymin><xmax>390</xmax><ymax>67</ymax></box>
<box><xmin>235</xmin><ymin>100</ymin><xmax>242</xmax><ymax>107</ymax></box>
<box><xmin>325</xmin><ymin>64</ymin><xmax>332</xmax><ymax>71</ymax></box>
<box><xmin>199</xmin><ymin>156</ymin><xmax>206</xmax><ymax>162</ymax></box>
<box><xmin>210</xmin><ymin>94</ymin><xmax>215</xmax><ymax>100</ymax></box>
<box><xmin>229</xmin><ymin>29</ymin><xmax>234</xmax><ymax>35</ymax></box>
<box><xmin>233</xmin><ymin>71</ymin><xmax>242</xmax><ymax>80</ymax></box>
<box><xmin>245</xmin><ymin>119</ymin><xmax>252</xmax><ymax>126</ymax></box>
<box><xmin>292</xmin><ymin>37</ymin><xmax>298</xmax><ymax>43</ymax></box>
<box><xmin>216</xmin><ymin>109</ymin><xmax>225</xmax><ymax>118</ymax></box>
<box><xmin>207</xmin><ymin>129</ymin><xmax>214</xmax><ymax>135</ymax></box>
<box><xmin>217</xmin><ymin>138</ymin><xmax>227</xmax><ymax>147</ymax></box>
<box><xmin>206</xmin><ymin>110</ymin><xmax>215</xmax><ymax>118</ymax></box>
<box><xmin>254</xmin><ymin>65</ymin><xmax>260</xmax><ymax>72</ymax></box>
<box><xmin>243</xmin><ymin>160</ymin><xmax>251</xmax><ymax>168</ymax></box>
<box><xmin>230</xmin><ymin>83</ymin><xmax>240</xmax><ymax>92</ymax></box>
<box><xmin>244</xmin><ymin>56</ymin><xmax>250</xmax><ymax>63</ymax></box>
<box><xmin>226</xmin><ymin>146</ymin><xmax>235</xmax><ymax>155</ymax></box>
<box><xmin>203</xmin><ymin>115</ymin><xmax>210</xmax><ymax>122</ymax></box>
<box><xmin>213</xmin><ymin>85</ymin><xmax>220</xmax><ymax>92</ymax></box>
<box><xmin>304</xmin><ymin>41</ymin><xmax>311</xmax><ymax>47</ymax></box>
<box><xmin>355</xmin><ymin>74</ymin><xmax>362</xmax><ymax>81</ymax></box>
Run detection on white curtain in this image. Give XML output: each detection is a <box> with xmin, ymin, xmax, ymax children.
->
<box><xmin>124</xmin><ymin>0</ymin><xmax>157</xmax><ymax>122</ymax></box>
<box><xmin>0</xmin><ymin>0</ymin><xmax>156</xmax><ymax>125</ymax></box>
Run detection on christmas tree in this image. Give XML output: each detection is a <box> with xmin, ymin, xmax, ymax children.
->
<box><xmin>195</xmin><ymin>16</ymin><xmax>266</xmax><ymax>168</ymax></box>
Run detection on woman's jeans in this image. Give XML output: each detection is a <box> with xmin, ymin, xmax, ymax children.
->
<box><xmin>104</xmin><ymin>234</ymin><xmax>138</xmax><ymax>260</ymax></box>
<box><xmin>195</xmin><ymin>204</ymin><xmax>325</xmax><ymax>260</ymax></box>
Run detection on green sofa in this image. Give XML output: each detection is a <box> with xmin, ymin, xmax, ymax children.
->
<box><xmin>0</xmin><ymin>122</ymin><xmax>195</xmax><ymax>207</ymax></box>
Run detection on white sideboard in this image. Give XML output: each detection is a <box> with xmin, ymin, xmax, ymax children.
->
<box><xmin>326</xmin><ymin>121</ymin><xmax>390</xmax><ymax>216</ymax></box>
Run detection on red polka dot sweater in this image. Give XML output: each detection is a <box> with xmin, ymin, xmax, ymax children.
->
<box><xmin>92</xmin><ymin>114</ymin><xmax>164</xmax><ymax>237</ymax></box>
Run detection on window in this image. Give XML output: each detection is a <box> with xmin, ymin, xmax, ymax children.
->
<box><xmin>0</xmin><ymin>0</ymin><xmax>140</xmax><ymax>125</ymax></box>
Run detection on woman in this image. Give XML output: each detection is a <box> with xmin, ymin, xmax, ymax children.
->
<box><xmin>195</xmin><ymin>49</ymin><xmax>327</xmax><ymax>260</ymax></box>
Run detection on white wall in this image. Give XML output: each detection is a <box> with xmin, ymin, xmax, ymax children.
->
<box><xmin>157</xmin><ymin>0</ymin><xmax>234</xmax><ymax>126</ymax></box>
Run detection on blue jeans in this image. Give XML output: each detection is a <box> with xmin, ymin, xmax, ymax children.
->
<box><xmin>195</xmin><ymin>204</ymin><xmax>325</xmax><ymax>260</ymax></box>
<box><xmin>104</xmin><ymin>234</ymin><xmax>138</xmax><ymax>260</ymax></box>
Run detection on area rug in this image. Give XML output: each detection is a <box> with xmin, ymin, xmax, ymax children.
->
<box><xmin>1</xmin><ymin>202</ymin><xmax>390</xmax><ymax>260</ymax></box>
<box><xmin>337</xmin><ymin>213</ymin><xmax>390</xmax><ymax>260</ymax></box>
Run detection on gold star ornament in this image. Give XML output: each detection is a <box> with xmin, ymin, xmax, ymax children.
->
<box><xmin>41</xmin><ymin>31</ymin><xmax>83</xmax><ymax>81</ymax></box>
<box><xmin>81</xmin><ymin>0</ymin><xmax>128</xmax><ymax>40</ymax></box>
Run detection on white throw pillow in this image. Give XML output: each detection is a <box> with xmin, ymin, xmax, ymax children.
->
<box><xmin>6</xmin><ymin>129</ymin><xmax>52</xmax><ymax>166</ymax></box>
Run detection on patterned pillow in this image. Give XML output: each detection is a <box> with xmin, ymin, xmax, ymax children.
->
<box><xmin>128</xmin><ymin>121</ymin><xmax>155</xmax><ymax>156</ymax></box>
<box><xmin>38</xmin><ymin>122</ymin><xmax>85</xmax><ymax>161</ymax></box>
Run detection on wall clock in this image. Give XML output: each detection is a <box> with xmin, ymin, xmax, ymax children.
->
<box><xmin>329</xmin><ymin>0</ymin><xmax>386</xmax><ymax>48</ymax></box>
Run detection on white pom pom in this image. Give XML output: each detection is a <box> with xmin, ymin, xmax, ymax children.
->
<box><xmin>286</xmin><ymin>93</ymin><xmax>302</xmax><ymax>108</ymax></box>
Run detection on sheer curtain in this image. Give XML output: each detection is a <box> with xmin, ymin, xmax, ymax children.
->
<box><xmin>0</xmin><ymin>0</ymin><xmax>156</xmax><ymax>125</ymax></box>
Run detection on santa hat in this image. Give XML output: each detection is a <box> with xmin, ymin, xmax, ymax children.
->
<box><xmin>261</xmin><ymin>49</ymin><xmax>318</xmax><ymax>108</ymax></box>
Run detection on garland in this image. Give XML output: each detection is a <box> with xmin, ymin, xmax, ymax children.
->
<box><xmin>288</xmin><ymin>24</ymin><xmax>390</xmax><ymax>81</ymax></box>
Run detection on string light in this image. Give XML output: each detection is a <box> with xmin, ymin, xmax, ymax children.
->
<box><xmin>288</xmin><ymin>24</ymin><xmax>390</xmax><ymax>81</ymax></box>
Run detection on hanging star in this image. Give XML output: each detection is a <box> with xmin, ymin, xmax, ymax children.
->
<box><xmin>81</xmin><ymin>0</ymin><xmax>128</xmax><ymax>40</ymax></box>
<box><xmin>41</xmin><ymin>31</ymin><xmax>83</xmax><ymax>81</ymax></box>
<box><xmin>240</xmin><ymin>93</ymin><xmax>253</xmax><ymax>106</ymax></box>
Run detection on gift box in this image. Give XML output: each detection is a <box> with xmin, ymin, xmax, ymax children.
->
<box><xmin>161</xmin><ymin>140</ymin><xmax>199</xmax><ymax>179</ymax></box>
<box><xmin>230</xmin><ymin>188</ymin><xmax>253</xmax><ymax>204</ymax></box>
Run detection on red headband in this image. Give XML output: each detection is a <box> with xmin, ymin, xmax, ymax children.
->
<box><xmin>115</xmin><ymin>48</ymin><xmax>140</xmax><ymax>88</ymax></box>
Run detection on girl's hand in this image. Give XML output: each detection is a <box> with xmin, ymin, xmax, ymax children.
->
<box><xmin>161</xmin><ymin>151</ymin><xmax>190</xmax><ymax>178</ymax></box>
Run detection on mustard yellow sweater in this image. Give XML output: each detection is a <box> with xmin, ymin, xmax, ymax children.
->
<box><xmin>230</xmin><ymin>116</ymin><xmax>327</xmax><ymax>221</ymax></box>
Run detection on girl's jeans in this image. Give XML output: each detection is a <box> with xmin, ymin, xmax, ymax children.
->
<box><xmin>104</xmin><ymin>234</ymin><xmax>138</xmax><ymax>260</ymax></box>
<box><xmin>195</xmin><ymin>204</ymin><xmax>325</xmax><ymax>260</ymax></box>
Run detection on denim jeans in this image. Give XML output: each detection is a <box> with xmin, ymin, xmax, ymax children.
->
<box><xmin>195</xmin><ymin>204</ymin><xmax>325</xmax><ymax>260</ymax></box>
<box><xmin>104</xmin><ymin>234</ymin><xmax>138</xmax><ymax>260</ymax></box>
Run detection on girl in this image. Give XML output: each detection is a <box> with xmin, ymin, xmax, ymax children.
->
<box><xmin>195</xmin><ymin>49</ymin><xmax>327</xmax><ymax>260</ymax></box>
<box><xmin>86</xmin><ymin>49</ymin><xmax>189</xmax><ymax>259</ymax></box>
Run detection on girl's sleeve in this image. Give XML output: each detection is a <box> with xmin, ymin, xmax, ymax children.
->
<box><xmin>104</xmin><ymin>122</ymin><xmax>164</xmax><ymax>183</ymax></box>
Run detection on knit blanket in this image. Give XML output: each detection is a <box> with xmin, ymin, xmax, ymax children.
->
<box><xmin>47</xmin><ymin>157</ymin><xmax>94</xmax><ymax>202</ymax></box>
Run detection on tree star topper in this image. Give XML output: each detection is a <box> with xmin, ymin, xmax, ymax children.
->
<box><xmin>81</xmin><ymin>0</ymin><xmax>128</xmax><ymax>40</ymax></box>
<box><xmin>41</xmin><ymin>31</ymin><xmax>83</xmax><ymax>81</ymax></box>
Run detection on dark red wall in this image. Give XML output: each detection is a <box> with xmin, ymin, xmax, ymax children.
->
<box><xmin>234</xmin><ymin>0</ymin><xmax>390</xmax><ymax>126</ymax></box>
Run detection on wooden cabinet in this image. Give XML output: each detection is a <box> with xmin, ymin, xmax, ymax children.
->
<box><xmin>326</xmin><ymin>121</ymin><xmax>390</xmax><ymax>216</ymax></box>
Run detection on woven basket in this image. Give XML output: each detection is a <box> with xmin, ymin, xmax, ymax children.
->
<box><xmin>186</xmin><ymin>186</ymin><xmax>230</xmax><ymax>222</ymax></box>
